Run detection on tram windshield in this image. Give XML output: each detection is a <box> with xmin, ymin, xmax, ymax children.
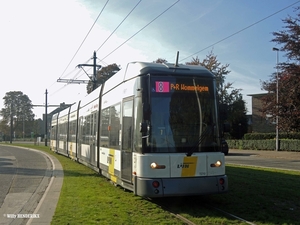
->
<box><xmin>147</xmin><ymin>76</ymin><xmax>219</xmax><ymax>153</ymax></box>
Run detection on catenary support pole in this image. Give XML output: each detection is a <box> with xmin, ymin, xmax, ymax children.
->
<box><xmin>272</xmin><ymin>47</ymin><xmax>279</xmax><ymax>151</ymax></box>
<box><xmin>10</xmin><ymin>101</ymin><xmax>13</xmax><ymax>144</ymax></box>
<box><xmin>93</xmin><ymin>51</ymin><xmax>97</xmax><ymax>91</ymax></box>
<box><xmin>45</xmin><ymin>89</ymin><xmax>48</xmax><ymax>146</ymax></box>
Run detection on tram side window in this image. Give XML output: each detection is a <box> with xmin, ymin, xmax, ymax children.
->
<box><xmin>82</xmin><ymin>115</ymin><xmax>91</xmax><ymax>145</ymax></box>
<box><xmin>81</xmin><ymin>116</ymin><xmax>86</xmax><ymax>144</ymax></box>
<box><xmin>50</xmin><ymin>125</ymin><xmax>57</xmax><ymax>140</ymax></box>
<box><xmin>59</xmin><ymin>122</ymin><xmax>67</xmax><ymax>141</ymax></box>
<box><xmin>100</xmin><ymin>104</ymin><xmax>121</xmax><ymax>149</ymax></box>
<box><xmin>110</xmin><ymin>104</ymin><xmax>121</xmax><ymax>149</ymax></box>
<box><xmin>91</xmin><ymin>112</ymin><xmax>97</xmax><ymax>144</ymax></box>
<box><xmin>69</xmin><ymin>120</ymin><xmax>76</xmax><ymax>143</ymax></box>
<box><xmin>78</xmin><ymin>116</ymin><xmax>84</xmax><ymax>144</ymax></box>
<box><xmin>122</xmin><ymin>100</ymin><xmax>133</xmax><ymax>151</ymax></box>
<box><xmin>100</xmin><ymin>108</ymin><xmax>109</xmax><ymax>147</ymax></box>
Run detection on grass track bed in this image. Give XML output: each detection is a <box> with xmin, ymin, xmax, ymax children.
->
<box><xmin>9</xmin><ymin>144</ymin><xmax>300</xmax><ymax>224</ymax></box>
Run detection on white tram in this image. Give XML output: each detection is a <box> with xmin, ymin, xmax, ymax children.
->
<box><xmin>50</xmin><ymin>61</ymin><xmax>228</xmax><ymax>197</ymax></box>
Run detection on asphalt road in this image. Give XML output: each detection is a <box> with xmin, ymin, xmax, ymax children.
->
<box><xmin>0</xmin><ymin>145</ymin><xmax>62</xmax><ymax>225</ymax></box>
<box><xmin>226</xmin><ymin>149</ymin><xmax>300</xmax><ymax>171</ymax></box>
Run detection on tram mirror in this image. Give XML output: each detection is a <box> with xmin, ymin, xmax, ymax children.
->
<box><xmin>140</xmin><ymin>122</ymin><xmax>148</xmax><ymax>133</ymax></box>
<box><xmin>143</xmin><ymin>104</ymin><xmax>151</xmax><ymax>120</ymax></box>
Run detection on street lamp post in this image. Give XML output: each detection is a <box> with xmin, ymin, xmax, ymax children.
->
<box><xmin>272</xmin><ymin>47</ymin><xmax>279</xmax><ymax>151</ymax></box>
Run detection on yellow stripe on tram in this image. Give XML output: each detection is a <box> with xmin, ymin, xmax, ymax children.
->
<box><xmin>181</xmin><ymin>156</ymin><xmax>198</xmax><ymax>177</ymax></box>
<box><xmin>69</xmin><ymin>143</ymin><xmax>73</xmax><ymax>159</ymax></box>
<box><xmin>108</xmin><ymin>149</ymin><xmax>115</xmax><ymax>173</ymax></box>
<box><xmin>108</xmin><ymin>149</ymin><xmax>117</xmax><ymax>182</ymax></box>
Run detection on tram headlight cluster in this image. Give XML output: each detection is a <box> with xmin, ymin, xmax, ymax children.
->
<box><xmin>150</xmin><ymin>162</ymin><xmax>166</xmax><ymax>169</ymax></box>
<box><xmin>210</xmin><ymin>160</ymin><xmax>222</xmax><ymax>167</ymax></box>
<box><xmin>152</xmin><ymin>180</ymin><xmax>160</xmax><ymax>194</ymax></box>
<box><xmin>152</xmin><ymin>180</ymin><xmax>160</xmax><ymax>188</ymax></box>
<box><xmin>219</xmin><ymin>178</ymin><xmax>225</xmax><ymax>185</ymax></box>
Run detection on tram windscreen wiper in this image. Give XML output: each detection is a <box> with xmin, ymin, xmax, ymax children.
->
<box><xmin>186</xmin><ymin>78</ymin><xmax>204</xmax><ymax>157</ymax></box>
<box><xmin>186</xmin><ymin>125</ymin><xmax>211</xmax><ymax>156</ymax></box>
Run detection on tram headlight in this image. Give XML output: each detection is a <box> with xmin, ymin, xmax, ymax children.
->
<box><xmin>210</xmin><ymin>160</ymin><xmax>222</xmax><ymax>167</ymax></box>
<box><xmin>150</xmin><ymin>162</ymin><xmax>166</xmax><ymax>169</ymax></box>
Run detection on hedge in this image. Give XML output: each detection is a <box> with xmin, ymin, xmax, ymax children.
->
<box><xmin>243</xmin><ymin>133</ymin><xmax>300</xmax><ymax>140</ymax></box>
<box><xmin>227</xmin><ymin>139</ymin><xmax>300</xmax><ymax>152</ymax></box>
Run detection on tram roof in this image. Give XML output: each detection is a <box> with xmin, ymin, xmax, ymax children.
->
<box><xmin>128</xmin><ymin>61</ymin><xmax>214</xmax><ymax>77</ymax></box>
<box><xmin>122</xmin><ymin>61</ymin><xmax>215</xmax><ymax>81</ymax></box>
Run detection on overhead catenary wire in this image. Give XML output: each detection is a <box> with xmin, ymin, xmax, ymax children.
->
<box><xmin>49</xmin><ymin>0</ymin><xmax>109</xmax><ymax>96</ymax></box>
<box><xmin>66</xmin><ymin>0</ymin><xmax>142</xmax><ymax>84</ymax></box>
<box><xmin>49</xmin><ymin>83</ymin><xmax>68</xmax><ymax>97</ymax></box>
<box><xmin>100</xmin><ymin>0</ymin><xmax>180</xmax><ymax>62</ymax></box>
<box><xmin>50</xmin><ymin>0</ymin><xmax>298</xmax><ymax>96</ymax></box>
<box><xmin>71</xmin><ymin>0</ymin><xmax>180</xmax><ymax>82</ymax></box>
<box><xmin>180</xmin><ymin>0</ymin><xmax>300</xmax><ymax>62</ymax></box>
<box><xmin>71</xmin><ymin>0</ymin><xmax>142</xmax><ymax>82</ymax></box>
<box><xmin>70</xmin><ymin>58</ymin><xmax>92</xmax><ymax>80</ymax></box>
<box><xmin>49</xmin><ymin>62</ymin><xmax>90</xmax><ymax>97</ymax></box>
<box><xmin>58</xmin><ymin>0</ymin><xmax>110</xmax><ymax>80</ymax></box>
<box><xmin>53</xmin><ymin>0</ymin><xmax>180</xmax><ymax>87</ymax></box>
<box><xmin>96</xmin><ymin>0</ymin><xmax>142</xmax><ymax>53</ymax></box>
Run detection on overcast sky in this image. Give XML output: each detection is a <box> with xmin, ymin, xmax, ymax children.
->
<box><xmin>1</xmin><ymin>0</ymin><xmax>299</xmax><ymax>119</ymax></box>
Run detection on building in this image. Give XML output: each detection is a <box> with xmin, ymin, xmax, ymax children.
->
<box><xmin>248</xmin><ymin>93</ymin><xmax>275</xmax><ymax>133</ymax></box>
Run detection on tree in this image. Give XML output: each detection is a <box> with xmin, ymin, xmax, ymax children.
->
<box><xmin>227</xmin><ymin>99</ymin><xmax>248</xmax><ymax>139</ymax></box>
<box><xmin>186</xmin><ymin>51</ymin><xmax>248</xmax><ymax>139</ymax></box>
<box><xmin>0</xmin><ymin>119</ymin><xmax>10</xmax><ymax>141</ymax></box>
<box><xmin>0</xmin><ymin>91</ymin><xmax>35</xmax><ymax>138</ymax></box>
<box><xmin>154</xmin><ymin>58</ymin><xmax>168</xmax><ymax>64</ymax></box>
<box><xmin>86</xmin><ymin>63</ymin><xmax>120</xmax><ymax>94</ymax></box>
<box><xmin>261</xmin><ymin>7</ymin><xmax>300</xmax><ymax>132</ymax></box>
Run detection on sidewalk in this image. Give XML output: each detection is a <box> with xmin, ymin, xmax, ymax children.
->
<box><xmin>28</xmin><ymin>150</ymin><xmax>63</xmax><ymax>225</ymax></box>
<box><xmin>228</xmin><ymin>149</ymin><xmax>300</xmax><ymax>160</ymax></box>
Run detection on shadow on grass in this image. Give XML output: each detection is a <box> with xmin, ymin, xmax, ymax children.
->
<box><xmin>226</xmin><ymin>152</ymin><xmax>258</xmax><ymax>157</ymax></box>
<box><xmin>62</xmin><ymin>169</ymin><xmax>100</xmax><ymax>178</ymax></box>
<box><xmin>153</xmin><ymin>166</ymin><xmax>300</xmax><ymax>225</ymax></box>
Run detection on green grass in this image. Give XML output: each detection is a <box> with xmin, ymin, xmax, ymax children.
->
<box><xmin>4</xmin><ymin>143</ymin><xmax>300</xmax><ymax>225</ymax></box>
<box><xmin>212</xmin><ymin>165</ymin><xmax>300</xmax><ymax>225</ymax></box>
<box><xmin>51</xmin><ymin>155</ymin><xmax>183</xmax><ymax>225</ymax></box>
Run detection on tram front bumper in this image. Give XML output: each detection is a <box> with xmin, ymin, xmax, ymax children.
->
<box><xmin>134</xmin><ymin>175</ymin><xmax>228</xmax><ymax>198</ymax></box>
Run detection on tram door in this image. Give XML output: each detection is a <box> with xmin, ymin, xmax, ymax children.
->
<box><xmin>121</xmin><ymin>99</ymin><xmax>133</xmax><ymax>182</ymax></box>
